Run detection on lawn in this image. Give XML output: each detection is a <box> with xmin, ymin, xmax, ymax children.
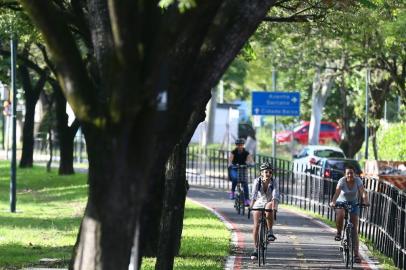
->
<box><xmin>0</xmin><ymin>162</ymin><xmax>230</xmax><ymax>269</ymax></box>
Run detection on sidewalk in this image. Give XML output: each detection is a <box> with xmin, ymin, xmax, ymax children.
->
<box><xmin>187</xmin><ymin>185</ymin><xmax>381</xmax><ymax>270</ymax></box>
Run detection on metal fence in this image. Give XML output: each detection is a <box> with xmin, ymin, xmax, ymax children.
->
<box><xmin>33</xmin><ymin>132</ymin><xmax>87</xmax><ymax>164</ymax></box>
<box><xmin>186</xmin><ymin>146</ymin><xmax>406</xmax><ymax>269</ymax></box>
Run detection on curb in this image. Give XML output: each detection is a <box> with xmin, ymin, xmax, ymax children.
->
<box><xmin>187</xmin><ymin>198</ymin><xmax>243</xmax><ymax>270</ymax></box>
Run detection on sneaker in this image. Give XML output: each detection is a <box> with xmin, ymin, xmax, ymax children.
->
<box><xmin>267</xmin><ymin>232</ymin><xmax>276</xmax><ymax>241</ymax></box>
<box><xmin>250</xmin><ymin>250</ymin><xmax>258</xmax><ymax>260</ymax></box>
<box><xmin>229</xmin><ymin>192</ymin><xmax>235</xmax><ymax>200</ymax></box>
<box><xmin>244</xmin><ymin>199</ymin><xmax>251</xmax><ymax>206</ymax></box>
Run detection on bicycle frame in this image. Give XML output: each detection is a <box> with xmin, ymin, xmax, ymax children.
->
<box><xmin>251</xmin><ymin>208</ymin><xmax>273</xmax><ymax>267</ymax></box>
<box><xmin>335</xmin><ymin>202</ymin><xmax>356</xmax><ymax>269</ymax></box>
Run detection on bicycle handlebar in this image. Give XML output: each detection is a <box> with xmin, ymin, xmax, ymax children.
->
<box><xmin>229</xmin><ymin>164</ymin><xmax>255</xmax><ymax>168</ymax></box>
<box><xmin>332</xmin><ymin>203</ymin><xmax>370</xmax><ymax>209</ymax></box>
<box><xmin>250</xmin><ymin>208</ymin><xmax>275</xmax><ymax>212</ymax></box>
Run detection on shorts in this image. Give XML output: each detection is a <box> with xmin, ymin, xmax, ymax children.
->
<box><xmin>253</xmin><ymin>198</ymin><xmax>273</xmax><ymax>209</ymax></box>
<box><xmin>336</xmin><ymin>200</ymin><xmax>360</xmax><ymax>215</ymax></box>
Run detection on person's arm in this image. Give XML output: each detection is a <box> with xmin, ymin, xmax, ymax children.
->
<box><xmin>250</xmin><ymin>179</ymin><xmax>259</xmax><ymax>208</ymax></box>
<box><xmin>247</xmin><ymin>154</ymin><xmax>255</xmax><ymax>165</ymax></box>
<box><xmin>330</xmin><ymin>185</ymin><xmax>342</xmax><ymax>207</ymax></box>
<box><xmin>271</xmin><ymin>179</ymin><xmax>280</xmax><ymax>210</ymax></box>
<box><xmin>228</xmin><ymin>152</ymin><xmax>234</xmax><ymax>167</ymax></box>
<box><xmin>358</xmin><ymin>181</ymin><xmax>369</xmax><ymax>205</ymax></box>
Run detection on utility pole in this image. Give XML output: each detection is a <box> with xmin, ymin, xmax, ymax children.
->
<box><xmin>10</xmin><ymin>37</ymin><xmax>17</xmax><ymax>212</ymax></box>
<box><xmin>364</xmin><ymin>68</ymin><xmax>370</xmax><ymax>160</ymax></box>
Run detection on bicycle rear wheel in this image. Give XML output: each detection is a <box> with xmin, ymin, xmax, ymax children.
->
<box><xmin>235</xmin><ymin>195</ymin><xmax>241</xmax><ymax>215</ymax></box>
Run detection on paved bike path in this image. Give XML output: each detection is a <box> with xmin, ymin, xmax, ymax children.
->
<box><xmin>187</xmin><ymin>185</ymin><xmax>381</xmax><ymax>270</ymax></box>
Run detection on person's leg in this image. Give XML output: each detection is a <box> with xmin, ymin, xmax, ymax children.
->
<box><xmin>265</xmin><ymin>202</ymin><xmax>274</xmax><ymax>230</ymax></box>
<box><xmin>253</xmin><ymin>211</ymin><xmax>260</xmax><ymax>246</ymax></box>
<box><xmin>265</xmin><ymin>202</ymin><xmax>276</xmax><ymax>241</ymax></box>
<box><xmin>335</xmin><ymin>208</ymin><xmax>344</xmax><ymax>239</ymax></box>
<box><xmin>243</xmin><ymin>181</ymin><xmax>250</xmax><ymax>202</ymax></box>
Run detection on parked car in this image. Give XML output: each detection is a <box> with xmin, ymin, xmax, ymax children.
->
<box><xmin>276</xmin><ymin>121</ymin><xmax>341</xmax><ymax>144</ymax></box>
<box><xmin>292</xmin><ymin>145</ymin><xmax>346</xmax><ymax>172</ymax></box>
<box><xmin>311</xmin><ymin>158</ymin><xmax>363</xmax><ymax>181</ymax></box>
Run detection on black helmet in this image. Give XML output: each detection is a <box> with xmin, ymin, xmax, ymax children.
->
<box><xmin>260</xmin><ymin>161</ymin><xmax>273</xmax><ymax>171</ymax></box>
<box><xmin>235</xmin><ymin>138</ymin><xmax>245</xmax><ymax>145</ymax></box>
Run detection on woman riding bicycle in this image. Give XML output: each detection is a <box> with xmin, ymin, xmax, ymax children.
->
<box><xmin>228</xmin><ymin>138</ymin><xmax>254</xmax><ymax>205</ymax></box>
<box><xmin>250</xmin><ymin>161</ymin><xmax>279</xmax><ymax>260</ymax></box>
<box><xmin>330</xmin><ymin>166</ymin><xmax>369</xmax><ymax>264</ymax></box>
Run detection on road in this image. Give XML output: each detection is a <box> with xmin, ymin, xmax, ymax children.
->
<box><xmin>187</xmin><ymin>185</ymin><xmax>381</xmax><ymax>270</ymax></box>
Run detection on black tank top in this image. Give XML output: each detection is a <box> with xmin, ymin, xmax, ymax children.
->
<box><xmin>231</xmin><ymin>149</ymin><xmax>249</xmax><ymax>165</ymax></box>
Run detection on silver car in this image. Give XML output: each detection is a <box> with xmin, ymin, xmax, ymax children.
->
<box><xmin>292</xmin><ymin>145</ymin><xmax>345</xmax><ymax>173</ymax></box>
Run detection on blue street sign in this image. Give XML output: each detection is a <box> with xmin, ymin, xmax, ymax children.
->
<box><xmin>252</xmin><ymin>91</ymin><xmax>300</xmax><ymax>116</ymax></box>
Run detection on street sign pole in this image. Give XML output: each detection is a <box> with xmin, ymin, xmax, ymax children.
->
<box><xmin>272</xmin><ymin>69</ymin><xmax>277</xmax><ymax>161</ymax></box>
<box><xmin>10</xmin><ymin>37</ymin><xmax>17</xmax><ymax>213</ymax></box>
<box><xmin>364</xmin><ymin>68</ymin><xmax>370</xmax><ymax>160</ymax></box>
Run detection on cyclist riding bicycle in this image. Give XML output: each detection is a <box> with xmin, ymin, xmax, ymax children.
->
<box><xmin>250</xmin><ymin>161</ymin><xmax>279</xmax><ymax>260</ymax></box>
<box><xmin>228</xmin><ymin>138</ymin><xmax>254</xmax><ymax>206</ymax></box>
<box><xmin>329</xmin><ymin>166</ymin><xmax>369</xmax><ymax>264</ymax></box>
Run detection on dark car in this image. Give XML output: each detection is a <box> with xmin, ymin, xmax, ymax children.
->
<box><xmin>311</xmin><ymin>158</ymin><xmax>363</xmax><ymax>181</ymax></box>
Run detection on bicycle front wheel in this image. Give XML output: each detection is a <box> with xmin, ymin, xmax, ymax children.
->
<box><xmin>345</xmin><ymin>227</ymin><xmax>354</xmax><ymax>269</ymax></box>
<box><xmin>257</xmin><ymin>221</ymin><xmax>265</xmax><ymax>266</ymax></box>
<box><xmin>347</xmin><ymin>228</ymin><xmax>354</xmax><ymax>269</ymax></box>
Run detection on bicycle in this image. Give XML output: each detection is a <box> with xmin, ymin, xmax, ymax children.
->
<box><xmin>333</xmin><ymin>202</ymin><xmax>368</xmax><ymax>269</ymax></box>
<box><xmin>250</xmin><ymin>208</ymin><xmax>275</xmax><ymax>267</ymax></box>
<box><xmin>230</xmin><ymin>164</ymin><xmax>249</xmax><ymax>215</ymax></box>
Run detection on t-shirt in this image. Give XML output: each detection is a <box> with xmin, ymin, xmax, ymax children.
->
<box><xmin>231</xmin><ymin>149</ymin><xmax>249</xmax><ymax>165</ymax></box>
<box><xmin>337</xmin><ymin>176</ymin><xmax>363</xmax><ymax>202</ymax></box>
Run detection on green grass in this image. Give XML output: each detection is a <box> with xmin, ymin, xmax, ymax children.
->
<box><xmin>141</xmin><ymin>199</ymin><xmax>230</xmax><ymax>270</ymax></box>
<box><xmin>281</xmin><ymin>204</ymin><xmax>398</xmax><ymax>270</ymax></box>
<box><xmin>0</xmin><ymin>162</ymin><xmax>231</xmax><ymax>269</ymax></box>
<box><xmin>0</xmin><ymin>161</ymin><xmax>87</xmax><ymax>269</ymax></box>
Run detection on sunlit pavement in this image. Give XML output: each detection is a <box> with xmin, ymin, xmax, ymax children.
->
<box><xmin>187</xmin><ymin>185</ymin><xmax>381</xmax><ymax>270</ymax></box>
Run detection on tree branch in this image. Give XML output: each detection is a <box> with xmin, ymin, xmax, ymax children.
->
<box><xmin>264</xmin><ymin>14</ymin><xmax>324</xmax><ymax>22</ymax></box>
<box><xmin>19</xmin><ymin>1</ymin><xmax>99</xmax><ymax>122</ymax></box>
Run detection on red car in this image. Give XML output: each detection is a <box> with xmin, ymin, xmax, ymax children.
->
<box><xmin>276</xmin><ymin>121</ymin><xmax>341</xmax><ymax>144</ymax></box>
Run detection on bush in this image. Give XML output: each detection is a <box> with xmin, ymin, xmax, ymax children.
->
<box><xmin>377</xmin><ymin>122</ymin><xmax>406</xmax><ymax>160</ymax></box>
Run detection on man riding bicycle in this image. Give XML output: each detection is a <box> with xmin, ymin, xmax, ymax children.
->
<box><xmin>228</xmin><ymin>138</ymin><xmax>254</xmax><ymax>206</ymax></box>
<box><xmin>330</xmin><ymin>166</ymin><xmax>369</xmax><ymax>264</ymax></box>
<box><xmin>250</xmin><ymin>161</ymin><xmax>279</xmax><ymax>260</ymax></box>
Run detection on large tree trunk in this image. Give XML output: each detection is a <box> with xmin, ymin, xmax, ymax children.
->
<box><xmin>21</xmin><ymin>1</ymin><xmax>276</xmax><ymax>269</ymax></box>
<box><xmin>19</xmin><ymin>60</ymin><xmax>46</xmax><ymax>168</ymax></box>
<box><xmin>338</xmin><ymin>72</ymin><xmax>365</xmax><ymax>158</ymax></box>
<box><xmin>138</xmin><ymin>168</ymin><xmax>165</xmax><ymax>257</ymax></box>
<box><xmin>53</xmin><ymin>81</ymin><xmax>80</xmax><ymax>175</ymax></box>
<box><xmin>71</xmin><ymin>123</ymin><xmax>150</xmax><ymax>269</ymax></box>
<box><xmin>308</xmin><ymin>61</ymin><xmax>337</xmax><ymax>145</ymax></box>
<box><xmin>155</xmin><ymin>141</ymin><xmax>189</xmax><ymax>270</ymax></box>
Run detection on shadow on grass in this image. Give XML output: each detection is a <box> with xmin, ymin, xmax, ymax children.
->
<box><xmin>0</xmin><ymin>243</ymin><xmax>71</xmax><ymax>269</ymax></box>
<box><xmin>0</xmin><ymin>215</ymin><xmax>81</xmax><ymax>231</ymax></box>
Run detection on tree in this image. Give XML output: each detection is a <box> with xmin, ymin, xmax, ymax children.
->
<box><xmin>20</xmin><ymin>1</ymin><xmax>276</xmax><ymax>268</ymax></box>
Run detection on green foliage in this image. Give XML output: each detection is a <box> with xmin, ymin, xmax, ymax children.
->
<box><xmin>376</xmin><ymin>122</ymin><xmax>406</xmax><ymax>160</ymax></box>
<box><xmin>159</xmin><ymin>0</ymin><xmax>196</xmax><ymax>12</ymax></box>
<box><xmin>141</xmin><ymin>200</ymin><xmax>230</xmax><ymax>270</ymax></box>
